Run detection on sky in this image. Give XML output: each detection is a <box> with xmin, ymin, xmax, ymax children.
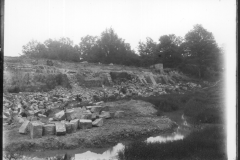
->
<box><xmin>3</xmin><ymin>0</ymin><xmax>237</xmax><ymax>159</ymax></box>
<box><xmin>4</xmin><ymin>0</ymin><xmax>236</xmax><ymax>57</ymax></box>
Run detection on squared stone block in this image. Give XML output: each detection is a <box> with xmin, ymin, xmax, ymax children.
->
<box><xmin>19</xmin><ymin>120</ymin><xmax>30</xmax><ymax>134</ymax></box>
<box><xmin>43</xmin><ymin>123</ymin><xmax>55</xmax><ymax>136</ymax></box>
<box><xmin>65</xmin><ymin>109</ymin><xmax>75</xmax><ymax>121</ymax></box>
<box><xmin>29</xmin><ymin>121</ymin><xmax>43</xmax><ymax>139</ymax></box>
<box><xmin>79</xmin><ymin>119</ymin><xmax>92</xmax><ymax>129</ymax></box>
<box><xmin>90</xmin><ymin>106</ymin><xmax>103</xmax><ymax>114</ymax></box>
<box><xmin>82</xmin><ymin>113</ymin><xmax>92</xmax><ymax>120</ymax></box>
<box><xmin>65</xmin><ymin>122</ymin><xmax>73</xmax><ymax>134</ymax></box>
<box><xmin>91</xmin><ymin>112</ymin><xmax>99</xmax><ymax>121</ymax></box>
<box><xmin>99</xmin><ymin>111</ymin><xmax>111</xmax><ymax>119</ymax></box>
<box><xmin>55</xmin><ymin>122</ymin><xmax>66</xmax><ymax>136</ymax></box>
<box><xmin>114</xmin><ymin>111</ymin><xmax>124</xmax><ymax>118</ymax></box>
<box><xmin>70</xmin><ymin>119</ymin><xmax>79</xmax><ymax>132</ymax></box>
<box><xmin>92</xmin><ymin>118</ymin><xmax>104</xmax><ymax>127</ymax></box>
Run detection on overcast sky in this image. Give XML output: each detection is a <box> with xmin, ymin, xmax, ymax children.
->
<box><xmin>4</xmin><ymin>0</ymin><xmax>236</xmax><ymax>57</ymax></box>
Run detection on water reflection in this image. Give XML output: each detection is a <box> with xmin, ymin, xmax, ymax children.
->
<box><xmin>146</xmin><ymin>133</ymin><xmax>184</xmax><ymax>143</ymax></box>
<box><xmin>75</xmin><ymin>143</ymin><xmax>124</xmax><ymax>160</ymax></box>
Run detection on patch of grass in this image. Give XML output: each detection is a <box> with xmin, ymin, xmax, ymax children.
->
<box><xmin>118</xmin><ymin>126</ymin><xmax>227</xmax><ymax>160</ymax></box>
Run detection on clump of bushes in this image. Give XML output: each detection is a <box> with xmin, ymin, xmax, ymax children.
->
<box><xmin>7</xmin><ymin>86</ymin><xmax>20</xmax><ymax>93</ymax></box>
<box><xmin>118</xmin><ymin>126</ymin><xmax>226</xmax><ymax>160</ymax></box>
<box><xmin>157</xmin><ymin>99</ymin><xmax>179</xmax><ymax>112</ymax></box>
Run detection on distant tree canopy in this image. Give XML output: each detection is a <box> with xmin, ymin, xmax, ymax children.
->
<box><xmin>22</xmin><ymin>24</ymin><xmax>223</xmax><ymax>79</ymax></box>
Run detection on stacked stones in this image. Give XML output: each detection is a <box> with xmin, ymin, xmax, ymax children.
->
<box><xmin>18</xmin><ymin>101</ymin><xmax>125</xmax><ymax>139</ymax></box>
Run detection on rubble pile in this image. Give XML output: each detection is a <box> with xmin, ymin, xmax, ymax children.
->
<box><xmin>3</xmin><ymin>92</ymin><xmax>125</xmax><ymax>139</ymax></box>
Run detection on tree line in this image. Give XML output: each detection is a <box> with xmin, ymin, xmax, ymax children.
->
<box><xmin>22</xmin><ymin>24</ymin><xmax>224</xmax><ymax>79</ymax></box>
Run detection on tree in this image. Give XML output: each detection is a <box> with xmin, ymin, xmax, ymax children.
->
<box><xmin>183</xmin><ymin>24</ymin><xmax>221</xmax><ymax>78</ymax></box>
<box><xmin>97</xmin><ymin>28</ymin><xmax>138</xmax><ymax>65</ymax></box>
<box><xmin>158</xmin><ymin>34</ymin><xmax>184</xmax><ymax>68</ymax></box>
<box><xmin>22</xmin><ymin>40</ymin><xmax>41</xmax><ymax>57</ymax></box>
<box><xmin>138</xmin><ymin>37</ymin><xmax>159</xmax><ymax>66</ymax></box>
<box><xmin>79</xmin><ymin>35</ymin><xmax>99</xmax><ymax>62</ymax></box>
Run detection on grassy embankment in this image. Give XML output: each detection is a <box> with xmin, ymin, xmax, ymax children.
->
<box><xmin>119</xmin><ymin>81</ymin><xmax>226</xmax><ymax>160</ymax></box>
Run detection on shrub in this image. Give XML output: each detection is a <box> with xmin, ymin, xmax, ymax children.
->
<box><xmin>157</xmin><ymin>99</ymin><xmax>179</xmax><ymax>112</ymax></box>
<box><xmin>7</xmin><ymin>86</ymin><xmax>20</xmax><ymax>93</ymax></box>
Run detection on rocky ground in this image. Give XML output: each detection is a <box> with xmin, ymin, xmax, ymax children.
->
<box><xmin>3</xmin><ymin>57</ymin><xmax>206</xmax><ymax>154</ymax></box>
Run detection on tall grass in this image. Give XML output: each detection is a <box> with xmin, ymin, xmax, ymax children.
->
<box><xmin>118</xmin><ymin>126</ymin><xmax>227</xmax><ymax>160</ymax></box>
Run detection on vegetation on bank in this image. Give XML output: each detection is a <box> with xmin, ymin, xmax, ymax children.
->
<box><xmin>118</xmin><ymin>80</ymin><xmax>225</xmax><ymax>160</ymax></box>
<box><xmin>118</xmin><ymin>125</ymin><xmax>226</xmax><ymax>160</ymax></box>
<box><xmin>21</xmin><ymin>24</ymin><xmax>224</xmax><ymax>80</ymax></box>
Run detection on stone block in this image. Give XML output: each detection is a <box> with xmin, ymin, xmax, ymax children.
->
<box><xmin>92</xmin><ymin>118</ymin><xmax>104</xmax><ymax>127</ymax></box>
<box><xmin>19</xmin><ymin>120</ymin><xmax>30</xmax><ymax>134</ymax></box>
<box><xmin>29</xmin><ymin>121</ymin><xmax>43</xmax><ymax>139</ymax></box>
<box><xmin>43</xmin><ymin>123</ymin><xmax>55</xmax><ymax>136</ymax></box>
<box><xmin>71</xmin><ymin>108</ymin><xmax>83</xmax><ymax>119</ymax></box>
<box><xmin>65</xmin><ymin>109</ymin><xmax>75</xmax><ymax>121</ymax></box>
<box><xmin>114</xmin><ymin>111</ymin><xmax>124</xmax><ymax>118</ymax></box>
<box><xmin>99</xmin><ymin>111</ymin><xmax>111</xmax><ymax>119</ymax></box>
<box><xmin>65</xmin><ymin>122</ymin><xmax>73</xmax><ymax>134</ymax></box>
<box><xmin>54</xmin><ymin>110</ymin><xmax>65</xmax><ymax>121</ymax></box>
<box><xmin>79</xmin><ymin>119</ymin><xmax>92</xmax><ymax>129</ymax></box>
<box><xmin>70</xmin><ymin>119</ymin><xmax>79</xmax><ymax>132</ymax></box>
<box><xmin>82</xmin><ymin>113</ymin><xmax>92</xmax><ymax>120</ymax></box>
<box><xmin>109</xmin><ymin>111</ymin><xmax>115</xmax><ymax>118</ymax></box>
<box><xmin>91</xmin><ymin>112</ymin><xmax>99</xmax><ymax>121</ymax></box>
<box><xmin>90</xmin><ymin>106</ymin><xmax>103</xmax><ymax>114</ymax></box>
<box><xmin>55</xmin><ymin>122</ymin><xmax>66</xmax><ymax>136</ymax></box>
<box><xmin>101</xmin><ymin>106</ymin><xmax>110</xmax><ymax>111</ymax></box>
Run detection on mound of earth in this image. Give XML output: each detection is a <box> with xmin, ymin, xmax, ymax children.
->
<box><xmin>3</xmin><ymin>100</ymin><xmax>177</xmax><ymax>152</ymax></box>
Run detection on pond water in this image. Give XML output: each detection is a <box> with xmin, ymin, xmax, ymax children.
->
<box><xmin>15</xmin><ymin>115</ymin><xmax>190</xmax><ymax>160</ymax></box>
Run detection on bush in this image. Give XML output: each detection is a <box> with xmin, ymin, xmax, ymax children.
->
<box><xmin>7</xmin><ymin>86</ymin><xmax>20</xmax><ymax>93</ymax></box>
<box><xmin>157</xmin><ymin>99</ymin><xmax>179</xmax><ymax>112</ymax></box>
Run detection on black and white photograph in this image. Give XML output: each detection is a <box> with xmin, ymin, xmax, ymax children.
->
<box><xmin>1</xmin><ymin>0</ymin><xmax>237</xmax><ymax>159</ymax></box>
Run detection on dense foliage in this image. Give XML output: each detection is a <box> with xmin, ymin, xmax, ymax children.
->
<box><xmin>22</xmin><ymin>25</ymin><xmax>223</xmax><ymax>79</ymax></box>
